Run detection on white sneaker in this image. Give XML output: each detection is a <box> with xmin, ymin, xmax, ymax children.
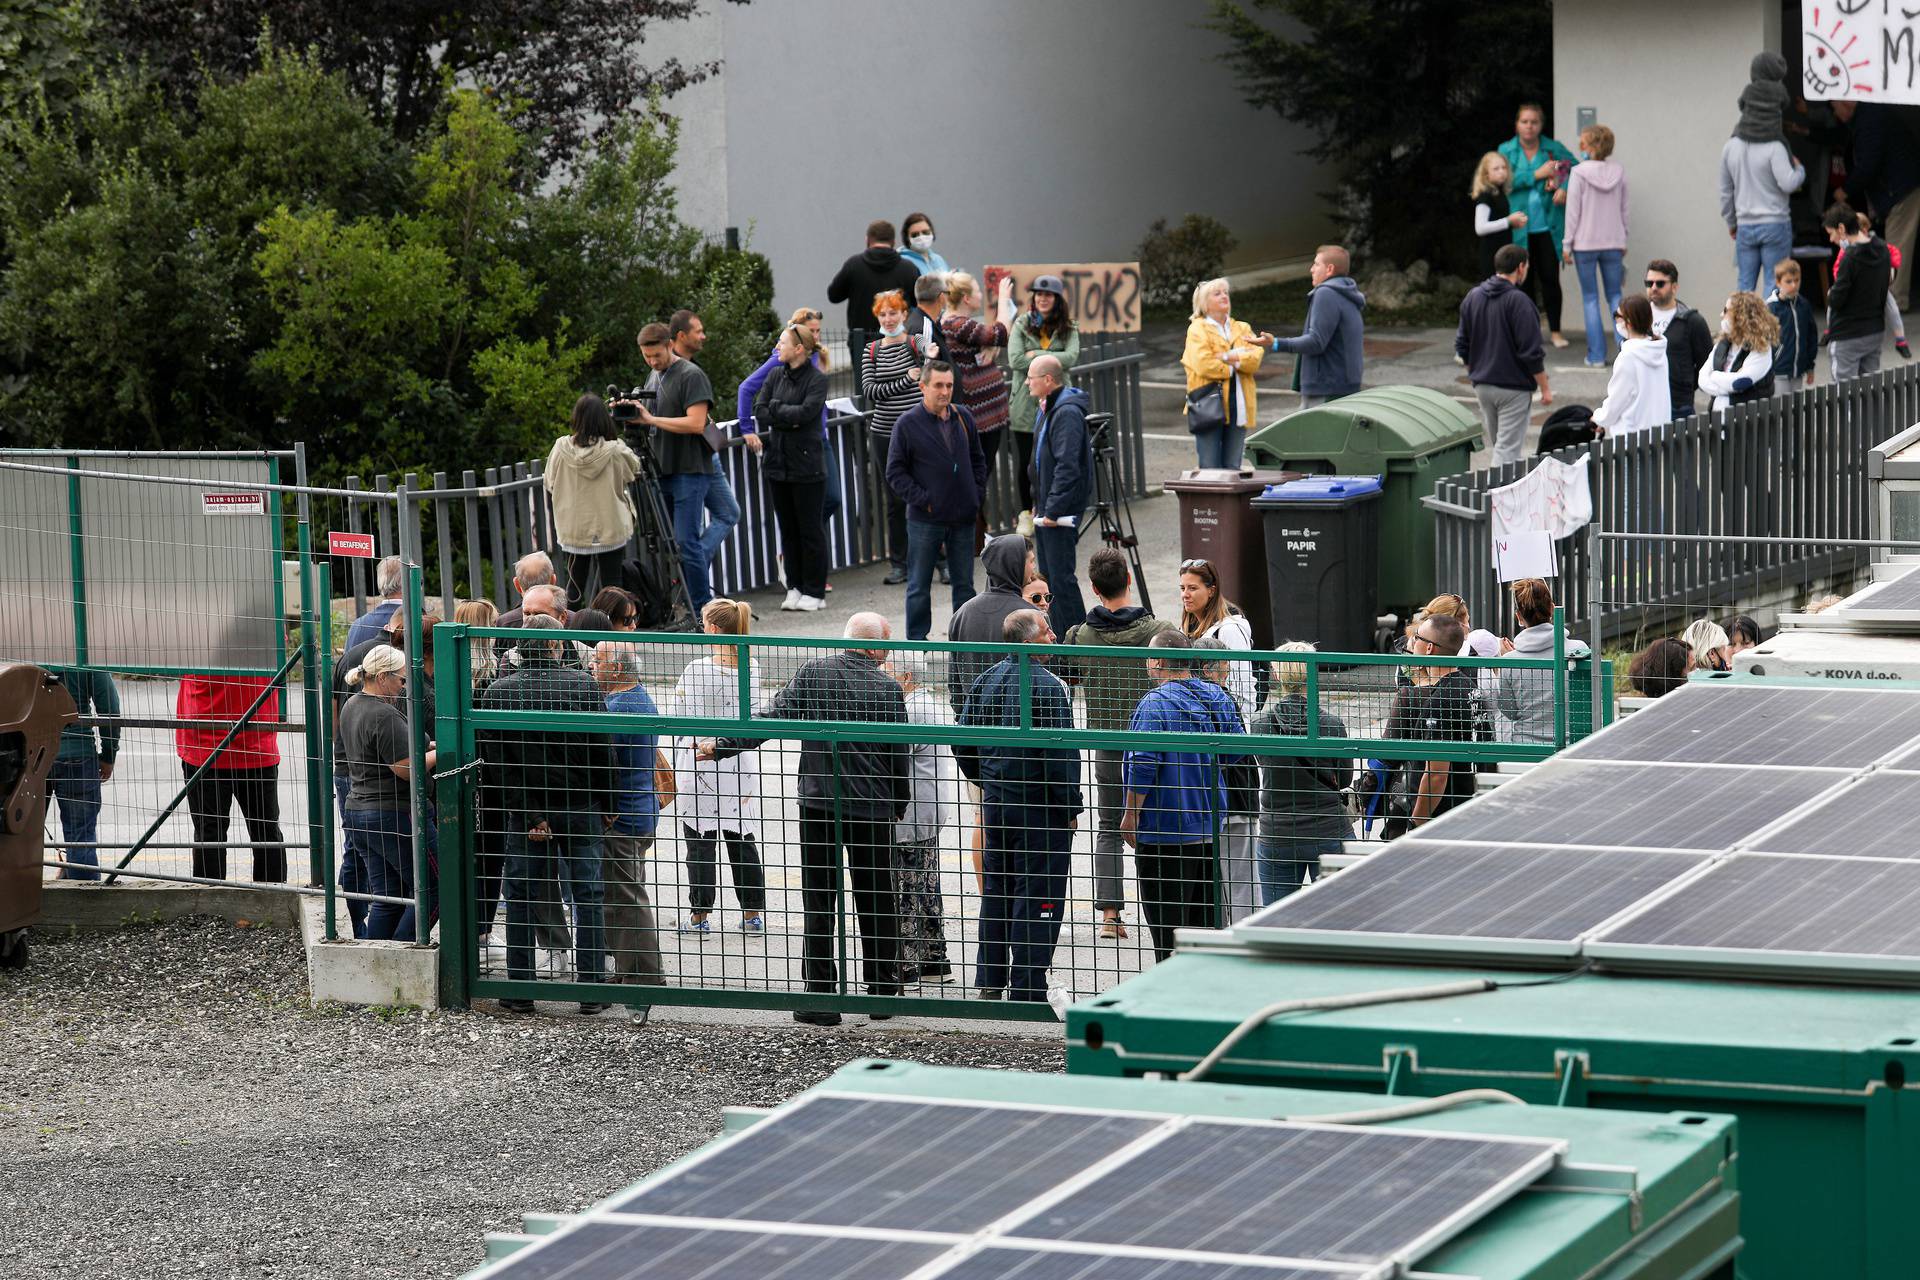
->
<box><xmin>781</xmin><ymin>589</ymin><xmax>801</xmax><ymax>611</ymax></box>
<box><xmin>796</xmin><ymin>594</ymin><xmax>826</xmax><ymax>611</ymax></box>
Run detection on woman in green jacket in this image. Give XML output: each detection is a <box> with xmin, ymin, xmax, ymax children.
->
<box><xmin>1006</xmin><ymin>274</ymin><xmax>1081</xmax><ymax>526</ymax></box>
<box><xmin>1498</xmin><ymin>103</ymin><xmax>1577</xmax><ymax>349</ymax></box>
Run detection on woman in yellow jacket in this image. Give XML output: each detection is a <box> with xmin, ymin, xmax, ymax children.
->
<box><xmin>1180</xmin><ymin>277</ymin><xmax>1272</xmax><ymax>469</ymax></box>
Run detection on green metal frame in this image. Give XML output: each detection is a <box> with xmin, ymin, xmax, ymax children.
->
<box><xmin>432</xmin><ymin>618</ymin><xmax>1609</xmax><ymax>1018</ymax></box>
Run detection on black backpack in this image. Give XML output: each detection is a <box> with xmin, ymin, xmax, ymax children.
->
<box><xmin>1537</xmin><ymin>403</ymin><xmax>1599</xmax><ymax>454</ymax></box>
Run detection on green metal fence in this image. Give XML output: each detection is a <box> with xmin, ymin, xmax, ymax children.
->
<box><xmin>429</xmin><ymin>616</ymin><xmax>1608</xmax><ymax>1020</ymax></box>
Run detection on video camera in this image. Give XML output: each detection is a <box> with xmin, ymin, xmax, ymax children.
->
<box><xmin>606</xmin><ymin>384</ymin><xmax>658</xmax><ymax>427</ymax></box>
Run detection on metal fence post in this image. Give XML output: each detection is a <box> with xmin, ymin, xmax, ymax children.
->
<box><xmin>318</xmin><ymin>562</ymin><xmax>339</xmax><ymax>942</ymax></box>
<box><xmin>399</xmin><ymin>480</ymin><xmax>434</xmax><ymax>947</ymax></box>
<box><xmin>435</xmin><ymin>621</ymin><xmax>473</xmax><ymax>1008</ymax></box>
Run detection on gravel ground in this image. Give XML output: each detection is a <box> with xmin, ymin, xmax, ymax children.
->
<box><xmin>0</xmin><ymin>918</ymin><xmax>1064</xmax><ymax>1279</ymax></box>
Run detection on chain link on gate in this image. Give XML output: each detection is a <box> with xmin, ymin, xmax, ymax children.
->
<box><xmin>431</xmin><ymin>619</ymin><xmax>1602</xmax><ymax>1021</ymax></box>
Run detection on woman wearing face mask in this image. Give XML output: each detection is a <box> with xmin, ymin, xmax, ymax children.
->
<box><xmin>1698</xmin><ymin>291</ymin><xmax>1780</xmax><ymax>415</ymax></box>
<box><xmin>1592</xmin><ymin>293</ymin><xmax>1671</xmax><ymax>436</ymax></box>
<box><xmin>899</xmin><ymin>212</ymin><xmax>950</xmax><ymax>277</ymax></box>
<box><xmin>1006</xmin><ymin>276</ymin><xmax>1081</xmax><ymax>524</ymax></box>
<box><xmin>753</xmin><ymin>324</ymin><xmax>832</xmax><ymax>611</ymax></box>
<box><xmin>861</xmin><ymin>289</ymin><xmax>926</xmax><ymax>583</ymax></box>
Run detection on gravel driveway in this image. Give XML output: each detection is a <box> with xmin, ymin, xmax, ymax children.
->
<box><xmin>0</xmin><ymin>918</ymin><xmax>1064</xmax><ymax>1279</ymax></box>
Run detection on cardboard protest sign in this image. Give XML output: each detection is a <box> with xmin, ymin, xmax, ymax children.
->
<box><xmin>982</xmin><ymin>263</ymin><xmax>1142</xmax><ymax>332</ymax></box>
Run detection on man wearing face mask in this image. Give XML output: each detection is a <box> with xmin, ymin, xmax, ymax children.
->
<box><xmin>899</xmin><ymin>211</ymin><xmax>951</xmax><ymax>277</ymax></box>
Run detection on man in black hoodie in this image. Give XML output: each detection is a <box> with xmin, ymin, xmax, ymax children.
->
<box><xmin>947</xmin><ymin>533</ymin><xmax>1036</xmax><ymax>705</ymax></box>
<box><xmin>827</xmin><ymin>219</ymin><xmax>921</xmax><ymax>337</ymax></box>
<box><xmin>1825</xmin><ymin>204</ymin><xmax>1892</xmax><ymax>381</ymax></box>
<box><xmin>1456</xmin><ymin>242</ymin><xmax>1551</xmax><ymax>463</ymax></box>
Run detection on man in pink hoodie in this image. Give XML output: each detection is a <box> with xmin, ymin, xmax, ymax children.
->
<box><xmin>1562</xmin><ymin>124</ymin><xmax>1630</xmax><ymax>368</ymax></box>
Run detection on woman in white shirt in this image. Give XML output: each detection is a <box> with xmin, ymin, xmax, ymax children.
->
<box><xmin>1178</xmin><ymin>557</ymin><xmax>1256</xmax><ymax>718</ymax></box>
<box><xmin>1592</xmin><ymin>293</ymin><xmax>1672</xmax><ymax>437</ymax></box>
<box><xmin>1698</xmin><ymin>292</ymin><xmax>1781</xmax><ymax>415</ymax></box>
<box><xmin>671</xmin><ymin>598</ymin><xmax>765</xmax><ymax>935</ymax></box>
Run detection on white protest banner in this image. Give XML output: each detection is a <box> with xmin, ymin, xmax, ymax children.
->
<box><xmin>1803</xmin><ymin>3</ymin><xmax>1920</xmax><ymax>104</ymax></box>
<box><xmin>1493</xmin><ymin>529</ymin><xmax>1557</xmax><ymax>582</ymax></box>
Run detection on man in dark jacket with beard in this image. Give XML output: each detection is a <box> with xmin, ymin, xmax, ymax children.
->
<box><xmin>827</xmin><ymin>219</ymin><xmax>920</xmax><ymax>336</ymax></box>
<box><xmin>947</xmin><ymin>533</ymin><xmax>1036</xmax><ymax>705</ymax></box>
<box><xmin>1063</xmin><ymin>548</ymin><xmax>1175</xmax><ymax>938</ymax></box>
<box><xmin>704</xmin><ymin>611</ymin><xmax>908</xmax><ymax>1027</ymax></box>
<box><xmin>1026</xmin><ymin>353</ymin><xmax>1093</xmax><ymax>634</ymax></box>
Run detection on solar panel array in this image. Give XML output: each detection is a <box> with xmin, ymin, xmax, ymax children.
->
<box><xmin>472</xmin><ymin>1093</ymin><xmax>1565</xmax><ymax>1280</ymax></box>
<box><xmin>1837</xmin><ymin>566</ymin><xmax>1920</xmax><ymax>614</ymax></box>
<box><xmin>1237</xmin><ymin>681</ymin><xmax>1920</xmax><ymax>986</ymax></box>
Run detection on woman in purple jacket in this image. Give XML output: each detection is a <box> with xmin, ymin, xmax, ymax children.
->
<box><xmin>1562</xmin><ymin>124</ymin><xmax>1630</xmax><ymax>368</ymax></box>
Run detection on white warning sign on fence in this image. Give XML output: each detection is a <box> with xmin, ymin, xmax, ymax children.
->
<box><xmin>202</xmin><ymin>491</ymin><xmax>266</xmax><ymax>516</ymax></box>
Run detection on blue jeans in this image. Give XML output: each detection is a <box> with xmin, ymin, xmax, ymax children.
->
<box><xmin>1193</xmin><ymin>422</ymin><xmax>1246</xmax><ymax>470</ymax></box>
<box><xmin>1735</xmin><ymin>222</ymin><xmax>1793</xmax><ymax>295</ymax></box>
<box><xmin>905</xmin><ymin>515</ymin><xmax>976</xmax><ymax>641</ymax></box>
<box><xmin>1571</xmin><ymin>249</ymin><xmax>1624</xmax><ymax>365</ymax></box>
<box><xmin>1257</xmin><ymin>836</ymin><xmax>1344</xmax><ymax>906</ymax></box>
<box><xmin>334</xmin><ymin>772</ymin><xmax>368</xmax><ymax>937</ymax></box>
<box><xmin>47</xmin><ymin>755</ymin><xmax>103</xmax><ymax>879</ymax></box>
<box><xmin>1032</xmin><ymin>523</ymin><xmax>1085</xmax><ymax>634</ymax></box>
<box><xmin>976</xmin><ymin>801</ymin><xmax>1074</xmax><ymax>1002</ymax></box>
<box><xmin>503</xmin><ymin>811</ymin><xmax>606</xmax><ymax>984</ymax></box>
<box><xmin>346</xmin><ymin>806</ymin><xmax>436</xmax><ymax>942</ymax></box>
<box><xmin>660</xmin><ymin>461</ymin><xmax>740</xmax><ymax>609</ymax></box>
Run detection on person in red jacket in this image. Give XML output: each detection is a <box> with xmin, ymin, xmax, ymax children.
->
<box><xmin>176</xmin><ymin>674</ymin><xmax>286</xmax><ymax>882</ymax></box>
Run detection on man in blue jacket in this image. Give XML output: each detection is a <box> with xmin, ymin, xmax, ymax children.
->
<box><xmin>1025</xmin><ymin>354</ymin><xmax>1093</xmax><ymax>635</ymax></box>
<box><xmin>1264</xmin><ymin>245</ymin><xmax>1367</xmax><ymax>408</ymax></box>
<box><xmin>887</xmin><ymin>361</ymin><xmax>989</xmax><ymax>639</ymax></box>
<box><xmin>954</xmin><ymin>609</ymin><xmax>1083</xmax><ymax>1002</ymax></box>
<box><xmin>1120</xmin><ymin>630</ymin><xmax>1246</xmax><ymax>961</ymax></box>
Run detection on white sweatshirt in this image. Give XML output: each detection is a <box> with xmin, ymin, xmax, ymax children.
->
<box><xmin>1592</xmin><ymin>336</ymin><xmax>1673</xmax><ymax>436</ymax></box>
<box><xmin>1698</xmin><ymin>344</ymin><xmax>1775</xmax><ymax>414</ymax></box>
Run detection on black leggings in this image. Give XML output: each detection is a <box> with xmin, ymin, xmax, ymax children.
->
<box><xmin>1012</xmin><ymin>429</ymin><xmax>1036</xmax><ymax>511</ymax></box>
<box><xmin>769</xmin><ymin>478</ymin><xmax>828</xmax><ymax>597</ymax></box>
<box><xmin>1526</xmin><ymin>232</ymin><xmax>1563</xmax><ymax>333</ymax></box>
<box><xmin>685</xmin><ymin>826</ymin><xmax>767</xmax><ymax>913</ymax></box>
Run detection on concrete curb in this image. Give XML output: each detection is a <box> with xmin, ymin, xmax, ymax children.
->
<box><xmin>298</xmin><ymin>892</ymin><xmax>440</xmax><ymax>1009</ymax></box>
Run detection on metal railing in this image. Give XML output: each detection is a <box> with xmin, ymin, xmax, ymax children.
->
<box><xmin>429</xmin><ymin>619</ymin><xmax>1604</xmax><ymax>1018</ymax></box>
<box><xmin>1427</xmin><ymin>365</ymin><xmax>1920</xmax><ymax>642</ymax></box>
<box><xmin>320</xmin><ymin>334</ymin><xmax>1146</xmax><ymax>613</ymax></box>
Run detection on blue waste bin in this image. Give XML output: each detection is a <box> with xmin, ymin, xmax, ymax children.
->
<box><xmin>1252</xmin><ymin>475</ymin><xmax>1383</xmax><ymax>654</ymax></box>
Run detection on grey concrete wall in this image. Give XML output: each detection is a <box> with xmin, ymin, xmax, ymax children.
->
<box><xmin>672</xmin><ymin>0</ymin><xmax>1329</xmax><ymax>319</ymax></box>
<box><xmin>1554</xmin><ymin>0</ymin><xmax>1781</xmax><ymax>327</ymax></box>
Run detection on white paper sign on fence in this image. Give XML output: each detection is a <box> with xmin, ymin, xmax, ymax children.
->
<box><xmin>1803</xmin><ymin>3</ymin><xmax>1920</xmax><ymax>105</ymax></box>
<box><xmin>1494</xmin><ymin>529</ymin><xmax>1557</xmax><ymax>582</ymax></box>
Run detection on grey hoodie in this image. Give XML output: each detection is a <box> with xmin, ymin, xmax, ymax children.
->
<box><xmin>945</xmin><ymin>534</ymin><xmax>1031</xmax><ymax>704</ymax></box>
<box><xmin>1272</xmin><ymin>276</ymin><xmax>1366</xmax><ymax>398</ymax></box>
<box><xmin>1719</xmin><ymin>134</ymin><xmax>1803</xmax><ymax>227</ymax></box>
<box><xmin>1495</xmin><ymin>622</ymin><xmax>1591</xmax><ymax>745</ymax></box>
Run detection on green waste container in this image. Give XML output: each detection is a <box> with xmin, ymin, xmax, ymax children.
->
<box><xmin>1244</xmin><ymin>386</ymin><xmax>1480</xmax><ymax>619</ymax></box>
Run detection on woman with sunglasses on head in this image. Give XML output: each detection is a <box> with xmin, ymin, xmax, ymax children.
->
<box><xmin>1178</xmin><ymin>558</ymin><xmax>1255</xmax><ymax>721</ymax></box>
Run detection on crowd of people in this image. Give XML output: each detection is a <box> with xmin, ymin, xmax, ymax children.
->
<box><xmin>295</xmin><ymin>541</ymin><xmax>1586</xmax><ymax>1024</ymax></box>
<box><xmin>1627</xmin><ymin>614</ymin><xmax>1764</xmax><ymax>700</ymax></box>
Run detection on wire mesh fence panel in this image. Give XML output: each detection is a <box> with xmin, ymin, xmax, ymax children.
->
<box><xmin>437</xmin><ymin>625</ymin><xmax>1591</xmax><ymax>1019</ymax></box>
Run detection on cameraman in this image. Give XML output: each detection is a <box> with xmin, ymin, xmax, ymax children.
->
<box><xmin>632</xmin><ymin>321</ymin><xmax>734</xmax><ymax>611</ymax></box>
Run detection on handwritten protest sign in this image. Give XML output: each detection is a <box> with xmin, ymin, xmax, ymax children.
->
<box><xmin>982</xmin><ymin>263</ymin><xmax>1142</xmax><ymax>332</ymax></box>
<box><xmin>1803</xmin><ymin>3</ymin><xmax>1920</xmax><ymax>104</ymax></box>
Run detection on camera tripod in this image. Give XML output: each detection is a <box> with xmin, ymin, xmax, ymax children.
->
<box><xmin>1077</xmin><ymin>411</ymin><xmax>1153</xmax><ymax>616</ymax></box>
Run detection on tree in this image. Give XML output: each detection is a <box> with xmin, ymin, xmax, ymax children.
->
<box><xmin>1206</xmin><ymin>0</ymin><xmax>1553</xmax><ymax>274</ymax></box>
<box><xmin>95</xmin><ymin>0</ymin><xmax>744</xmax><ymax>170</ymax></box>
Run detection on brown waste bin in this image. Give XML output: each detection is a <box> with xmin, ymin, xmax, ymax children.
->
<box><xmin>0</xmin><ymin>663</ymin><xmax>77</xmax><ymax>968</ymax></box>
<box><xmin>1164</xmin><ymin>469</ymin><xmax>1302</xmax><ymax>648</ymax></box>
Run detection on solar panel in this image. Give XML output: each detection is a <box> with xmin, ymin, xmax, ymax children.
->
<box><xmin>1839</xmin><ymin>568</ymin><xmax>1920</xmax><ymax>612</ymax></box>
<box><xmin>479</xmin><ymin>1221</ymin><xmax>949</xmax><ymax>1280</ymax></box>
<box><xmin>1235</xmin><ymin>842</ymin><xmax>1707</xmax><ymax>959</ymax></box>
<box><xmin>1416</xmin><ymin>760</ymin><xmax>1844</xmax><ymax>850</ymax></box>
<box><xmin>930</xmin><ymin>1249</ymin><xmax>1353</xmax><ymax>1280</ymax></box>
<box><xmin>1750</xmin><ymin>771</ymin><xmax>1920</xmax><ymax>859</ymax></box>
<box><xmin>1008</xmin><ymin>1119</ymin><xmax>1559</xmax><ymax>1267</ymax></box>
<box><xmin>1589</xmin><ymin>854</ymin><xmax>1920</xmax><ymax>984</ymax></box>
<box><xmin>609</xmin><ymin>1095</ymin><xmax>1162</xmax><ymax>1231</ymax></box>
<box><xmin>1561</xmin><ymin>682</ymin><xmax>1920</xmax><ymax>768</ymax></box>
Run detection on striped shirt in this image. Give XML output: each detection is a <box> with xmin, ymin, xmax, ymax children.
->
<box><xmin>862</xmin><ymin>337</ymin><xmax>924</xmax><ymax>435</ymax></box>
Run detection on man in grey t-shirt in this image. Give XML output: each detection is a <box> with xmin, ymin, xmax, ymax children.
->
<box><xmin>635</xmin><ymin>319</ymin><xmax>736</xmax><ymax>609</ymax></box>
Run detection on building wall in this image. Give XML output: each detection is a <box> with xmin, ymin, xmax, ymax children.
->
<box><xmin>1554</xmin><ymin>0</ymin><xmax>1780</xmax><ymax>323</ymax></box>
<box><xmin>665</xmin><ymin>0</ymin><xmax>1330</xmax><ymax>320</ymax></box>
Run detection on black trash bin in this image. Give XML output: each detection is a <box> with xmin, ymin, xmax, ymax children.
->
<box><xmin>1253</xmin><ymin>475</ymin><xmax>1384</xmax><ymax>654</ymax></box>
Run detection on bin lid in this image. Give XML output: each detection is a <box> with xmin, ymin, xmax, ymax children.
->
<box><xmin>1253</xmin><ymin>474</ymin><xmax>1384</xmax><ymax>504</ymax></box>
<box><xmin>1164</xmin><ymin>467</ymin><xmax>1305</xmax><ymax>494</ymax></box>
<box><xmin>1244</xmin><ymin>386</ymin><xmax>1481</xmax><ymax>469</ymax></box>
